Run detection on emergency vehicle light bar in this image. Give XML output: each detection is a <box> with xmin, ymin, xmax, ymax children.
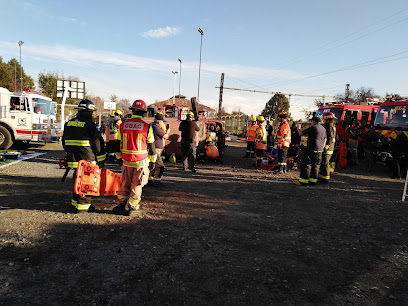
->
<box><xmin>324</xmin><ymin>101</ymin><xmax>350</xmax><ymax>106</ymax></box>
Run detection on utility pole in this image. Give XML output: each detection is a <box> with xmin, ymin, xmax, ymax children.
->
<box><xmin>218</xmin><ymin>73</ymin><xmax>224</xmax><ymax>119</ymax></box>
<box><xmin>345</xmin><ymin>84</ymin><xmax>350</xmax><ymax>100</ymax></box>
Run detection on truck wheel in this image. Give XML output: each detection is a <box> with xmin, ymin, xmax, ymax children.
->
<box><xmin>0</xmin><ymin>126</ymin><xmax>13</xmax><ymax>149</ymax></box>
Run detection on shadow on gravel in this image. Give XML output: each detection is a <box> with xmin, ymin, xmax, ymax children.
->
<box><xmin>0</xmin><ymin>141</ymin><xmax>407</xmax><ymax>304</ymax></box>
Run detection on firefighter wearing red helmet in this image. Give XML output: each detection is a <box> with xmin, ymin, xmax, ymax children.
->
<box><xmin>318</xmin><ymin>112</ymin><xmax>337</xmax><ymax>183</ymax></box>
<box><xmin>112</xmin><ymin>99</ymin><xmax>157</xmax><ymax>216</ymax></box>
<box><xmin>275</xmin><ymin>110</ymin><xmax>291</xmax><ymax>174</ymax></box>
<box><xmin>62</xmin><ymin>99</ymin><xmax>106</xmax><ymax>213</ymax></box>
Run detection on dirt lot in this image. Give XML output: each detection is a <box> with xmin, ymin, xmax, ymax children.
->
<box><xmin>0</xmin><ymin>140</ymin><xmax>407</xmax><ymax>305</ymax></box>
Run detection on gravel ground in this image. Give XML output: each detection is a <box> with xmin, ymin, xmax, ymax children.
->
<box><xmin>0</xmin><ymin>140</ymin><xmax>407</xmax><ymax>305</ymax></box>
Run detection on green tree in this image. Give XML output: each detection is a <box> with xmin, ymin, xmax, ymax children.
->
<box><xmin>262</xmin><ymin>93</ymin><xmax>289</xmax><ymax>119</ymax></box>
<box><xmin>38</xmin><ymin>71</ymin><xmax>59</xmax><ymax>99</ymax></box>
<box><xmin>0</xmin><ymin>57</ymin><xmax>13</xmax><ymax>90</ymax></box>
<box><xmin>7</xmin><ymin>58</ymin><xmax>34</xmax><ymax>91</ymax></box>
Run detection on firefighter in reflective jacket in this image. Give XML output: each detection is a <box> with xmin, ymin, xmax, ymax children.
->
<box><xmin>105</xmin><ymin>110</ymin><xmax>123</xmax><ymax>162</ymax></box>
<box><xmin>275</xmin><ymin>110</ymin><xmax>291</xmax><ymax>174</ymax></box>
<box><xmin>255</xmin><ymin>115</ymin><xmax>267</xmax><ymax>157</ymax></box>
<box><xmin>245</xmin><ymin>116</ymin><xmax>258</xmax><ymax>157</ymax></box>
<box><xmin>62</xmin><ymin>99</ymin><xmax>106</xmax><ymax>212</ymax></box>
<box><xmin>112</xmin><ymin>99</ymin><xmax>156</xmax><ymax>216</ymax></box>
<box><xmin>319</xmin><ymin>112</ymin><xmax>337</xmax><ymax>183</ymax></box>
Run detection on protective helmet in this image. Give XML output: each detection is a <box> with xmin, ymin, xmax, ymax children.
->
<box><xmin>187</xmin><ymin>111</ymin><xmax>194</xmax><ymax>118</ymax></box>
<box><xmin>75</xmin><ymin>99</ymin><xmax>96</xmax><ymax>112</ymax></box>
<box><xmin>206</xmin><ymin>137</ymin><xmax>212</xmax><ymax>142</ymax></box>
<box><xmin>278</xmin><ymin>110</ymin><xmax>288</xmax><ymax>118</ymax></box>
<box><xmin>110</xmin><ymin>110</ymin><xmax>116</xmax><ymax>117</ymax></box>
<box><xmin>257</xmin><ymin>115</ymin><xmax>264</xmax><ymax>122</ymax></box>
<box><xmin>115</xmin><ymin>110</ymin><xmax>123</xmax><ymax>116</ymax></box>
<box><xmin>251</xmin><ymin>116</ymin><xmax>257</xmax><ymax>121</ymax></box>
<box><xmin>129</xmin><ymin>99</ymin><xmax>147</xmax><ymax>112</ymax></box>
<box><xmin>323</xmin><ymin>112</ymin><xmax>336</xmax><ymax>120</ymax></box>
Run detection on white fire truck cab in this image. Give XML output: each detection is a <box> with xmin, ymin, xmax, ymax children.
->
<box><xmin>0</xmin><ymin>87</ymin><xmax>57</xmax><ymax>149</ymax></box>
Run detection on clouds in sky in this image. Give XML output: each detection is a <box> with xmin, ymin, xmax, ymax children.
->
<box><xmin>141</xmin><ymin>26</ymin><xmax>180</xmax><ymax>38</ymax></box>
<box><xmin>0</xmin><ymin>40</ymin><xmax>314</xmax><ymax>119</ymax></box>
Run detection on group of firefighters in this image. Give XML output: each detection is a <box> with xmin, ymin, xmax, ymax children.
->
<box><xmin>245</xmin><ymin>110</ymin><xmax>408</xmax><ymax>184</ymax></box>
<box><xmin>62</xmin><ymin>98</ymin><xmax>406</xmax><ymax>214</ymax></box>
<box><xmin>62</xmin><ymin>98</ymin><xmax>221</xmax><ymax>216</ymax></box>
<box><xmin>246</xmin><ymin>110</ymin><xmax>344</xmax><ymax>185</ymax></box>
<box><xmin>62</xmin><ymin>99</ymin><xmax>164</xmax><ymax>216</ymax></box>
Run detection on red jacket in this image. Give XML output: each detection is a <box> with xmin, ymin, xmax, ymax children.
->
<box><xmin>119</xmin><ymin>116</ymin><xmax>153</xmax><ymax>165</ymax></box>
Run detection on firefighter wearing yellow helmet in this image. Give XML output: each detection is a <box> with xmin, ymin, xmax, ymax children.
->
<box><xmin>105</xmin><ymin>110</ymin><xmax>123</xmax><ymax>163</ymax></box>
<box><xmin>245</xmin><ymin>116</ymin><xmax>258</xmax><ymax>157</ymax></box>
<box><xmin>255</xmin><ymin>115</ymin><xmax>267</xmax><ymax>157</ymax></box>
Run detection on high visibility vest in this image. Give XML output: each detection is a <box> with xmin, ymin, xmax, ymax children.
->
<box><xmin>205</xmin><ymin>144</ymin><xmax>219</xmax><ymax>159</ymax></box>
<box><xmin>324</xmin><ymin>123</ymin><xmax>336</xmax><ymax>155</ymax></box>
<box><xmin>159</xmin><ymin>121</ymin><xmax>167</xmax><ymax>147</ymax></box>
<box><xmin>277</xmin><ymin>120</ymin><xmax>291</xmax><ymax>147</ymax></box>
<box><xmin>255</xmin><ymin>125</ymin><xmax>267</xmax><ymax>150</ymax></box>
<box><xmin>246</xmin><ymin>123</ymin><xmax>258</xmax><ymax>142</ymax></box>
<box><xmin>119</xmin><ymin>117</ymin><xmax>150</xmax><ymax>163</ymax></box>
<box><xmin>106</xmin><ymin>118</ymin><xmax>121</xmax><ymax>141</ymax></box>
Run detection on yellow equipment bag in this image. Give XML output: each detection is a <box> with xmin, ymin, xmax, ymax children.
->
<box><xmin>169</xmin><ymin>153</ymin><xmax>176</xmax><ymax>163</ymax></box>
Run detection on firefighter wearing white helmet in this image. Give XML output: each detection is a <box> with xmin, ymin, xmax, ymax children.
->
<box><xmin>105</xmin><ymin>110</ymin><xmax>123</xmax><ymax>163</ymax></box>
<box><xmin>62</xmin><ymin>99</ymin><xmax>106</xmax><ymax>213</ymax></box>
<box><xmin>112</xmin><ymin>99</ymin><xmax>157</xmax><ymax>216</ymax></box>
<box><xmin>318</xmin><ymin>112</ymin><xmax>337</xmax><ymax>183</ymax></box>
<box><xmin>245</xmin><ymin>116</ymin><xmax>258</xmax><ymax>158</ymax></box>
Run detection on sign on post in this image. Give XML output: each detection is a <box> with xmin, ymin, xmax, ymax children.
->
<box><xmin>104</xmin><ymin>101</ymin><xmax>116</xmax><ymax>110</ymax></box>
<box><xmin>57</xmin><ymin>80</ymin><xmax>85</xmax><ymax>99</ymax></box>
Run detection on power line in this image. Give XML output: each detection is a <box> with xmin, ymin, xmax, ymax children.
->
<box><xmin>273</xmin><ymin>8</ymin><xmax>408</xmax><ymax>71</ymax></box>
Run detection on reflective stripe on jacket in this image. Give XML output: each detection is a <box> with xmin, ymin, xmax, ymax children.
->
<box><xmin>277</xmin><ymin>120</ymin><xmax>291</xmax><ymax>147</ymax></box>
<box><xmin>255</xmin><ymin>125</ymin><xmax>267</xmax><ymax>150</ymax></box>
<box><xmin>106</xmin><ymin>118</ymin><xmax>122</xmax><ymax>141</ymax></box>
<box><xmin>119</xmin><ymin>115</ymin><xmax>154</xmax><ymax>166</ymax></box>
<box><xmin>246</xmin><ymin>123</ymin><xmax>258</xmax><ymax>142</ymax></box>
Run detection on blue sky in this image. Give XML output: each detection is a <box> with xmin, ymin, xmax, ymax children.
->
<box><xmin>1</xmin><ymin>0</ymin><xmax>408</xmax><ymax>119</ymax></box>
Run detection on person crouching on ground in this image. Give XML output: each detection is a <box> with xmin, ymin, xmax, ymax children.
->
<box><xmin>112</xmin><ymin>99</ymin><xmax>156</xmax><ymax>216</ymax></box>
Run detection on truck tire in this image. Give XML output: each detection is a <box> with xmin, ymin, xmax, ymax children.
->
<box><xmin>0</xmin><ymin>126</ymin><xmax>13</xmax><ymax>149</ymax></box>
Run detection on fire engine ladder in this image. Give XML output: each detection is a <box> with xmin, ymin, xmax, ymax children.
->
<box><xmin>402</xmin><ymin>171</ymin><xmax>408</xmax><ymax>201</ymax></box>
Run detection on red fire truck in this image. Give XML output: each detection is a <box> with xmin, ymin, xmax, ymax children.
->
<box><xmin>315</xmin><ymin>101</ymin><xmax>379</xmax><ymax>141</ymax></box>
<box><xmin>373</xmin><ymin>99</ymin><xmax>408</xmax><ymax>138</ymax></box>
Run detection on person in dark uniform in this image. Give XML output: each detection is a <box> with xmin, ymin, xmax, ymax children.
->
<box><xmin>179</xmin><ymin>111</ymin><xmax>200</xmax><ymax>172</ymax></box>
<box><xmin>295</xmin><ymin>116</ymin><xmax>327</xmax><ymax>186</ymax></box>
<box><xmin>62</xmin><ymin>99</ymin><xmax>106</xmax><ymax>212</ymax></box>
<box><xmin>387</xmin><ymin>127</ymin><xmax>408</xmax><ymax>179</ymax></box>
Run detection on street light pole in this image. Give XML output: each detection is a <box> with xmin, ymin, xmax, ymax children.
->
<box><xmin>178</xmin><ymin>58</ymin><xmax>182</xmax><ymax>112</ymax></box>
<box><xmin>18</xmin><ymin>40</ymin><xmax>24</xmax><ymax>92</ymax></box>
<box><xmin>197</xmin><ymin>27</ymin><xmax>204</xmax><ymax>111</ymax></box>
<box><xmin>172</xmin><ymin>71</ymin><xmax>178</xmax><ymax>106</ymax></box>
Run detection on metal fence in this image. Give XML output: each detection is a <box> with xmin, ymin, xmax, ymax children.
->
<box><xmin>221</xmin><ymin>116</ymin><xmax>249</xmax><ymax>136</ymax></box>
